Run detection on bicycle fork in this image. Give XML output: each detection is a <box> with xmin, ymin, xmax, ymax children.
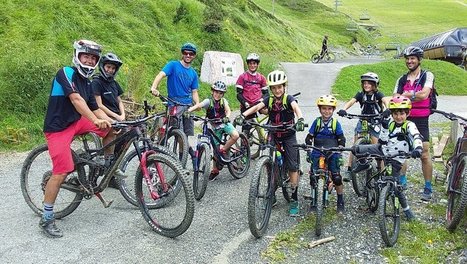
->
<box><xmin>141</xmin><ymin>150</ymin><xmax>167</xmax><ymax>200</ymax></box>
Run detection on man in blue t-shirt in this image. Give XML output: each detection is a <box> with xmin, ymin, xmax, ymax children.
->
<box><xmin>150</xmin><ymin>42</ymin><xmax>200</xmax><ymax>159</ymax></box>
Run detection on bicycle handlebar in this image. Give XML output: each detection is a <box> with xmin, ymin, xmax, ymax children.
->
<box><xmin>431</xmin><ymin>109</ymin><xmax>467</xmax><ymax>125</ymax></box>
<box><xmin>189</xmin><ymin>114</ymin><xmax>226</xmax><ymax>124</ymax></box>
<box><xmin>293</xmin><ymin>144</ymin><xmax>353</xmax><ymax>153</ymax></box>
<box><xmin>112</xmin><ymin>114</ymin><xmax>157</xmax><ymax>130</ymax></box>
<box><xmin>148</xmin><ymin>90</ymin><xmax>192</xmax><ymax>107</ymax></box>
<box><xmin>245</xmin><ymin>121</ymin><xmax>308</xmax><ymax>132</ymax></box>
<box><xmin>341</xmin><ymin>112</ymin><xmax>384</xmax><ymax>121</ymax></box>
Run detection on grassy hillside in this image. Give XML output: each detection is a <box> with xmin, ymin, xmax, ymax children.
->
<box><xmin>315</xmin><ymin>0</ymin><xmax>467</xmax><ymax>46</ymax></box>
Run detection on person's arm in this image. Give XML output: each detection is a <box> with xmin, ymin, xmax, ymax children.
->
<box><xmin>188</xmin><ymin>101</ymin><xmax>203</xmax><ymax>112</ymax></box>
<box><xmin>69</xmin><ymin>93</ymin><xmax>111</xmax><ymax>129</ymax></box>
<box><xmin>242</xmin><ymin>102</ymin><xmax>265</xmax><ymax>117</ymax></box>
<box><xmin>117</xmin><ymin>96</ymin><xmax>125</xmax><ymax>121</ymax></box>
<box><xmin>342</xmin><ymin>98</ymin><xmax>357</xmax><ymax>110</ymax></box>
<box><xmin>236</xmin><ymin>85</ymin><xmax>248</xmax><ymax>107</ymax></box>
<box><xmin>290</xmin><ymin>101</ymin><xmax>303</xmax><ymax>119</ymax></box>
<box><xmin>411</xmin><ymin>72</ymin><xmax>434</xmax><ymax>101</ymax></box>
<box><xmin>224</xmin><ymin>100</ymin><xmax>232</xmax><ymax>118</ymax></box>
<box><xmin>192</xmin><ymin>89</ymin><xmax>199</xmax><ymax>105</ymax></box>
<box><xmin>150</xmin><ymin>71</ymin><xmax>167</xmax><ymax>96</ymax></box>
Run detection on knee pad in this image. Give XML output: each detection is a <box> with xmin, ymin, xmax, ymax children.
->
<box><xmin>332</xmin><ymin>173</ymin><xmax>343</xmax><ymax>186</ymax></box>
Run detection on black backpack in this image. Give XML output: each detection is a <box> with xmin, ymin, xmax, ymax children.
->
<box><xmin>396</xmin><ymin>70</ymin><xmax>438</xmax><ymax>114</ymax></box>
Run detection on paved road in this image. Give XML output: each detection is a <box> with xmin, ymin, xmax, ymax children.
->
<box><xmin>1</xmin><ymin>58</ymin><xmax>465</xmax><ymax>264</ymax></box>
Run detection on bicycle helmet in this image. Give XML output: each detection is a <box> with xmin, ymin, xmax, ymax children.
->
<box><xmin>316</xmin><ymin>95</ymin><xmax>337</xmax><ymax>107</ymax></box>
<box><xmin>267</xmin><ymin>70</ymin><xmax>287</xmax><ymax>86</ymax></box>
<box><xmin>360</xmin><ymin>72</ymin><xmax>380</xmax><ymax>86</ymax></box>
<box><xmin>99</xmin><ymin>52</ymin><xmax>123</xmax><ymax>81</ymax></box>
<box><xmin>246</xmin><ymin>53</ymin><xmax>260</xmax><ymax>63</ymax></box>
<box><xmin>73</xmin><ymin>39</ymin><xmax>102</xmax><ymax>78</ymax></box>
<box><xmin>403</xmin><ymin>46</ymin><xmax>423</xmax><ymax>59</ymax></box>
<box><xmin>181</xmin><ymin>42</ymin><xmax>197</xmax><ymax>54</ymax></box>
<box><xmin>212</xmin><ymin>81</ymin><xmax>227</xmax><ymax>92</ymax></box>
<box><xmin>388</xmin><ymin>96</ymin><xmax>412</xmax><ymax>110</ymax></box>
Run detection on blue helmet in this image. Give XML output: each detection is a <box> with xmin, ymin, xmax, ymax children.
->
<box><xmin>181</xmin><ymin>42</ymin><xmax>197</xmax><ymax>54</ymax></box>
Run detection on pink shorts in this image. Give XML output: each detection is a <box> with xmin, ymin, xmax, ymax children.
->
<box><xmin>45</xmin><ymin>117</ymin><xmax>109</xmax><ymax>174</ymax></box>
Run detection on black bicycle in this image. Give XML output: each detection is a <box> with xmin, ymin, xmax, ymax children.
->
<box><xmin>295</xmin><ymin>144</ymin><xmax>353</xmax><ymax>237</ymax></box>
<box><xmin>353</xmin><ymin>147</ymin><xmax>414</xmax><ymax>246</ymax></box>
<box><xmin>21</xmin><ymin>115</ymin><xmax>194</xmax><ymax>238</ymax></box>
<box><xmin>190</xmin><ymin>114</ymin><xmax>250</xmax><ymax>200</ymax></box>
<box><xmin>432</xmin><ymin>109</ymin><xmax>467</xmax><ymax>231</ymax></box>
<box><xmin>247</xmin><ymin>121</ymin><xmax>305</xmax><ymax>238</ymax></box>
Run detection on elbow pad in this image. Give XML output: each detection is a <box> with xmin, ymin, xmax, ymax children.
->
<box><xmin>337</xmin><ymin>134</ymin><xmax>346</xmax><ymax>147</ymax></box>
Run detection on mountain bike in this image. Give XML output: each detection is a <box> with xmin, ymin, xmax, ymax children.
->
<box><xmin>189</xmin><ymin>114</ymin><xmax>251</xmax><ymax>200</ymax></box>
<box><xmin>295</xmin><ymin>144</ymin><xmax>353</xmax><ymax>237</ymax></box>
<box><xmin>147</xmin><ymin>94</ymin><xmax>190</xmax><ymax>168</ymax></box>
<box><xmin>311</xmin><ymin>50</ymin><xmax>336</xmax><ymax>63</ymax></box>
<box><xmin>247</xmin><ymin>121</ymin><xmax>305</xmax><ymax>238</ymax></box>
<box><xmin>353</xmin><ymin>146</ymin><xmax>414</xmax><ymax>246</ymax></box>
<box><xmin>21</xmin><ymin>115</ymin><xmax>195</xmax><ymax>238</ymax></box>
<box><xmin>341</xmin><ymin>112</ymin><xmax>383</xmax><ymax>197</ymax></box>
<box><xmin>432</xmin><ymin>109</ymin><xmax>467</xmax><ymax>231</ymax></box>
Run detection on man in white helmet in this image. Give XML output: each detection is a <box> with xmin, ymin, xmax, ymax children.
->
<box><xmin>40</xmin><ymin>40</ymin><xmax>112</xmax><ymax>238</ymax></box>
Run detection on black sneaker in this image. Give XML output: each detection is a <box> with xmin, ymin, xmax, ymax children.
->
<box><xmin>337</xmin><ymin>203</ymin><xmax>345</xmax><ymax>214</ymax></box>
<box><xmin>39</xmin><ymin>217</ymin><xmax>63</xmax><ymax>238</ymax></box>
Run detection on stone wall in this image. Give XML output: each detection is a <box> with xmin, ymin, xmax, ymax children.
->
<box><xmin>200</xmin><ymin>51</ymin><xmax>244</xmax><ymax>86</ymax></box>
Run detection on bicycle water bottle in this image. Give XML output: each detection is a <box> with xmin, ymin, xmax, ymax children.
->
<box><xmin>338</xmin><ymin>156</ymin><xmax>344</xmax><ymax>167</ymax></box>
<box><xmin>276</xmin><ymin>151</ymin><xmax>283</xmax><ymax>166</ymax></box>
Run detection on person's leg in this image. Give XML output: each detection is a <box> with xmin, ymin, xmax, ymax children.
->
<box><xmin>421</xmin><ymin>141</ymin><xmax>433</xmax><ymax>199</ymax></box>
<box><xmin>283</xmin><ymin>136</ymin><xmax>300</xmax><ymax>216</ymax></box>
<box><xmin>221</xmin><ymin>124</ymin><xmax>239</xmax><ymax>151</ymax></box>
<box><xmin>330</xmin><ymin>154</ymin><xmax>344</xmax><ymax>212</ymax></box>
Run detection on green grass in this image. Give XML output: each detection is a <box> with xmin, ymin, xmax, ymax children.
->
<box><xmin>314</xmin><ymin>0</ymin><xmax>467</xmax><ymax>46</ymax></box>
<box><xmin>332</xmin><ymin>59</ymin><xmax>467</xmax><ymax>100</ymax></box>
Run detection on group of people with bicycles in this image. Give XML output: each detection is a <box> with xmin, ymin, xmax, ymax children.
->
<box><xmin>34</xmin><ymin>35</ymin><xmax>440</xmax><ymax>243</ymax></box>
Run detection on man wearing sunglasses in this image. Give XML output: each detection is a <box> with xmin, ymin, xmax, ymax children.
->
<box><xmin>150</xmin><ymin>42</ymin><xmax>200</xmax><ymax>157</ymax></box>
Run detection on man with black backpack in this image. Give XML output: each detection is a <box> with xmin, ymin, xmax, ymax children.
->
<box><xmin>392</xmin><ymin>46</ymin><xmax>435</xmax><ymax>201</ymax></box>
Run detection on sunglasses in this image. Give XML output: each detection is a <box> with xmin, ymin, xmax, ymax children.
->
<box><xmin>182</xmin><ymin>51</ymin><xmax>196</xmax><ymax>56</ymax></box>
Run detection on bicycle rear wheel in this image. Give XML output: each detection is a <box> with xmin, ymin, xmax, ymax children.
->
<box><xmin>162</xmin><ymin>128</ymin><xmax>189</xmax><ymax>169</ymax></box>
<box><xmin>193</xmin><ymin>143</ymin><xmax>211</xmax><ymax>200</ymax></box>
<box><xmin>366</xmin><ymin>175</ymin><xmax>380</xmax><ymax>212</ymax></box>
<box><xmin>311</xmin><ymin>54</ymin><xmax>320</xmax><ymax>63</ymax></box>
<box><xmin>228</xmin><ymin>132</ymin><xmax>251</xmax><ymax>179</ymax></box>
<box><xmin>248</xmin><ymin>156</ymin><xmax>273</xmax><ymax>238</ymax></box>
<box><xmin>351</xmin><ymin>138</ymin><xmax>372</xmax><ymax>197</ymax></box>
<box><xmin>446</xmin><ymin>156</ymin><xmax>467</xmax><ymax>231</ymax></box>
<box><xmin>378</xmin><ymin>184</ymin><xmax>400</xmax><ymax>247</ymax></box>
<box><xmin>135</xmin><ymin>153</ymin><xmax>194</xmax><ymax>238</ymax></box>
<box><xmin>118</xmin><ymin>144</ymin><xmax>180</xmax><ymax>208</ymax></box>
<box><xmin>20</xmin><ymin>144</ymin><xmax>84</xmax><ymax>219</ymax></box>
<box><xmin>249</xmin><ymin>127</ymin><xmax>263</xmax><ymax>159</ymax></box>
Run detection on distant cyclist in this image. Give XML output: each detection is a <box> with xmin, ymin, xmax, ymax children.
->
<box><xmin>235</xmin><ymin>53</ymin><xmax>268</xmax><ymax>135</ymax></box>
<box><xmin>320</xmin><ymin>35</ymin><xmax>328</xmax><ymax>58</ymax></box>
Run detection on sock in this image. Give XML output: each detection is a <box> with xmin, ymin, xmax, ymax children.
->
<box><xmin>425</xmin><ymin>181</ymin><xmax>432</xmax><ymax>191</ymax></box>
<box><xmin>337</xmin><ymin>194</ymin><xmax>344</xmax><ymax>205</ymax></box>
<box><xmin>43</xmin><ymin>203</ymin><xmax>54</xmax><ymax>220</ymax></box>
<box><xmin>399</xmin><ymin>175</ymin><xmax>407</xmax><ymax>185</ymax></box>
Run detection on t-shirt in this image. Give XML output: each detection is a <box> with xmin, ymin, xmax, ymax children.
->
<box><xmin>235</xmin><ymin>71</ymin><xmax>268</xmax><ymax>104</ymax></box>
<box><xmin>263</xmin><ymin>94</ymin><xmax>296</xmax><ymax>138</ymax></box>
<box><xmin>162</xmin><ymin>60</ymin><xmax>199</xmax><ymax>105</ymax></box>
<box><xmin>44</xmin><ymin>66</ymin><xmax>98</xmax><ymax>132</ymax></box>
<box><xmin>92</xmin><ymin>75</ymin><xmax>124</xmax><ymax>115</ymax></box>
<box><xmin>393</xmin><ymin>70</ymin><xmax>434</xmax><ymax>117</ymax></box>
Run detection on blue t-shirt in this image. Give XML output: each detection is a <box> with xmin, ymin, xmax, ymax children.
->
<box><xmin>162</xmin><ymin>61</ymin><xmax>199</xmax><ymax>105</ymax></box>
<box><xmin>308</xmin><ymin>117</ymin><xmax>344</xmax><ymax>157</ymax></box>
<box><xmin>44</xmin><ymin>66</ymin><xmax>98</xmax><ymax>132</ymax></box>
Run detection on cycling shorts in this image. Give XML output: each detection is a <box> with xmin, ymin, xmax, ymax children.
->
<box><xmin>45</xmin><ymin>116</ymin><xmax>109</xmax><ymax>175</ymax></box>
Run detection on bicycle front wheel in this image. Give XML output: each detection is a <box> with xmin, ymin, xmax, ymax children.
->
<box><xmin>135</xmin><ymin>153</ymin><xmax>194</xmax><ymax>238</ymax></box>
<box><xmin>248</xmin><ymin>156</ymin><xmax>273</xmax><ymax>238</ymax></box>
<box><xmin>311</xmin><ymin>54</ymin><xmax>320</xmax><ymax>63</ymax></box>
<box><xmin>446</xmin><ymin>155</ymin><xmax>467</xmax><ymax>231</ymax></box>
<box><xmin>193</xmin><ymin>143</ymin><xmax>211</xmax><ymax>200</ymax></box>
<box><xmin>324</xmin><ymin>52</ymin><xmax>336</xmax><ymax>63</ymax></box>
<box><xmin>228</xmin><ymin>132</ymin><xmax>251</xmax><ymax>179</ymax></box>
<box><xmin>20</xmin><ymin>144</ymin><xmax>84</xmax><ymax>219</ymax></box>
<box><xmin>366</xmin><ymin>175</ymin><xmax>380</xmax><ymax>212</ymax></box>
<box><xmin>378</xmin><ymin>184</ymin><xmax>401</xmax><ymax>247</ymax></box>
<box><xmin>118</xmin><ymin>144</ymin><xmax>180</xmax><ymax>208</ymax></box>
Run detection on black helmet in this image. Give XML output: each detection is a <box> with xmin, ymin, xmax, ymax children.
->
<box><xmin>99</xmin><ymin>53</ymin><xmax>123</xmax><ymax>81</ymax></box>
<box><xmin>403</xmin><ymin>46</ymin><xmax>423</xmax><ymax>59</ymax></box>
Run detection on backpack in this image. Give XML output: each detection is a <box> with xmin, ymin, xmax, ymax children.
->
<box><xmin>388</xmin><ymin>120</ymin><xmax>413</xmax><ymax>149</ymax></box>
<box><xmin>396</xmin><ymin>70</ymin><xmax>438</xmax><ymax>114</ymax></box>
<box><xmin>314</xmin><ymin>117</ymin><xmax>337</xmax><ymax>136</ymax></box>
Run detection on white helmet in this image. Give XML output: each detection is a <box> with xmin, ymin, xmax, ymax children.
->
<box><xmin>267</xmin><ymin>70</ymin><xmax>287</xmax><ymax>86</ymax></box>
<box><xmin>72</xmin><ymin>39</ymin><xmax>102</xmax><ymax>78</ymax></box>
<box><xmin>246</xmin><ymin>53</ymin><xmax>260</xmax><ymax>63</ymax></box>
<box><xmin>360</xmin><ymin>72</ymin><xmax>380</xmax><ymax>87</ymax></box>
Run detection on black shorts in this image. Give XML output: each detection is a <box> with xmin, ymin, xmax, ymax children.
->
<box><xmin>277</xmin><ymin>134</ymin><xmax>299</xmax><ymax>172</ymax></box>
<box><xmin>408</xmin><ymin>116</ymin><xmax>429</xmax><ymax>142</ymax></box>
